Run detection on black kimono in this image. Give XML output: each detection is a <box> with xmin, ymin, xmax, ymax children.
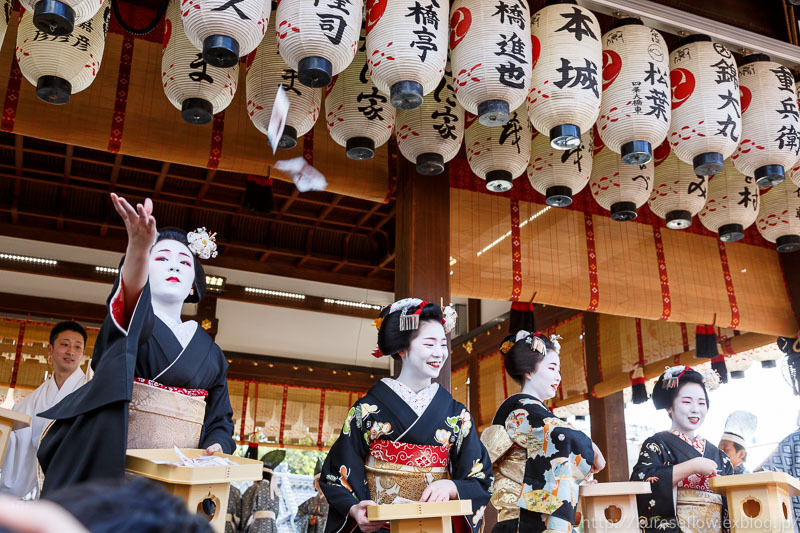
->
<box><xmin>38</xmin><ymin>276</ymin><xmax>235</xmax><ymax>494</ymax></box>
<box><xmin>320</xmin><ymin>380</ymin><xmax>492</xmax><ymax>533</ymax></box>
<box><xmin>630</xmin><ymin>431</ymin><xmax>734</xmax><ymax>533</ymax></box>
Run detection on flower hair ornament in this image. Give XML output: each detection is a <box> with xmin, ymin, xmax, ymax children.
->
<box><xmin>661</xmin><ymin>365</ymin><xmax>689</xmax><ymax>390</ymax></box>
<box><xmin>186</xmin><ymin>227</ymin><xmax>218</xmax><ymax>260</ymax></box>
<box><xmin>702</xmin><ymin>368</ymin><xmax>722</xmax><ymax>391</ymax></box>
<box><xmin>500</xmin><ymin>330</ymin><xmax>547</xmax><ymax>356</ymax></box>
<box><xmin>370</xmin><ymin>299</ymin><xmax>458</xmax><ymax>358</ymax></box>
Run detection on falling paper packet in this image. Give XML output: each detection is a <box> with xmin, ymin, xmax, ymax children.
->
<box><xmin>274</xmin><ymin>157</ymin><xmax>328</xmax><ymax>193</ymax></box>
<box><xmin>266</xmin><ymin>84</ymin><xmax>290</xmax><ymax>155</ymax></box>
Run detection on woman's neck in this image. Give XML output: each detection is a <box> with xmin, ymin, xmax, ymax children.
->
<box><xmin>520</xmin><ymin>380</ymin><xmax>541</xmax><ymax>400</ymax></box>
<box><xmin>671</xmin><ymin>424</ymin><xmax>696</xmax><ymax>439</ymax></box>
<box><xmin>395</xmin><ymin>368</ymin><xmax>432</xmax><ymax>394</ymax></box>
<box><xmin>152</xmin><ymin>298</ymin><xmax>184</xmax><ymax>325</ymax></box>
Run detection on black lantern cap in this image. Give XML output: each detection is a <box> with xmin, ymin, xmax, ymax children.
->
<box><xmin>611</xmin><ymin>17</ymin><xmax>643</xmax><ymax>28</ymax></box>
<box><xmin>298</xmin><ymin>56</ymin><xmax>333</xmax><ymax>88</ymax></box>
<box><xmin>693</xmin><ymin>152</ymin><xmax>724</xmax><ymax>176</ymax></box>
<box><xmin>777</xmin><ymin>234</ymin><xmax>800</xmax><ymax>253</ymax></box>
<box><xmin>678</xmin><ymin>34</ymin><xmax>712</xmax><ymax>46</ymax></box>
<box><xmin>544</xmin><ymin>0</ymin><xmax>577</xmax><ymax>5</ymax></box>
<box><xmin>739</xmin><ymin>53</ymin><xmax>771</xmax><ymax>66</ymax></box>
<box><xmin>181</xmin><ymin>98</ymin><xmax>214</xmax><ymax>125</ymax></box>
<box><xmin>549</xmin><ymin>124</ymin><xmax>581</xmax><ymax>150</ymax></box>
<box><xmin>203</xmin><ymin>35</ymin><xmax>240</xmax><ymax>69</ymax></box>
<box><xmin>718</xmin><ymin>223</ymin><xmax>744</xmax><ymax>242</ymax></box>
<box><xmin>486</xmin><ymin>170</ymin><xmax>513</xmax><ymax>192</ymax></box>
<box><xmin>36</xmin><ymin>75</ymin><xmax>71</xmax><ymax>105</ymax></box>
<box><xmin>666</xmin><ymin>210</ymin><xmax>692</xmax><ymax>230</ymax></box>
<box><xmin>33</xmin><ymin>0</ymin><xmax>75</xmax><ymax>37</ymax></box>
<box><xmin>761</xmin><ymin>360</ymin><xmax>777</xmax><ymax>368</ymax></box>
<box><xmin>346</xmin><ymin>137</ymin><xmax>375</xmax><ymax>160</ymax></box>
<box><xmin>754</xmin><ymin>164</ymin><xmax>785</xmax><ymax>187</ymax></box>
<box><xmin>477</xmin><ymin>99</ymin><xmax>510</xmax><ymax>127</ymax></box>
<box><xmin>621</xmin><ymin>140</ymin><xmax>652</xmax><ymax>165</ymax></box>
<box><xmin>390</xmin><ymin>81</ymin><xmax>424</xmax><ymax>110</ymax></box>
<box><xmin>545</xmin><ymin>186</ymin><xmax>573</xmax><ymax>207</ymax></box>
<box><xmin>278</xmin><ymin>125</ymin><xmax>298</xmax><ymax>150</ymax></box>
<box><xmin>610</xmin><ymin>201</ymin><xmax>638</xmax><ymax>221</ymax></box>
<box><xmin>416</xmin><ymin>153</ymin><xmax>445</xmax><ymax>175</ymax></box>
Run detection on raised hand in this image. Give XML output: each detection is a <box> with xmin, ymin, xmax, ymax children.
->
<box><xmin>590</xmin><ymin>442</ymin><xmax>606</xmax><ymax>474</ymax></box>
<box><xmin>111</xmin><ymin>193</ymin><xmax>156</xmax><ymax>253</ymax></box>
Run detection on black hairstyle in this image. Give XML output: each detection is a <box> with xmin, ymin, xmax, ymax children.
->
<box><xmin>377</xmin><ymin>302</ymin><xmax>444</xmax><ymax>360</ymax></box>
<box><xmin>153</xmin><ymin>227</ymin><xmax>206</xmax><ymax>303</ymax></box>
<box><xmin>261</xmin><ymin>449</ymin><xmax>286</xmax><ymax>480</ymax></box>
<box><xmin>778</xmin><ymin>336</ymin><xmax>800</xmax><ymax>396</ymax></box>
<box><xmin>49</xmin><ymin>320</ymin><xmax>87</xmax><ymax>346</ymax></box>
<box><xmin>42</xmin><ymin>477</ymin><xmax>213</xmax><ymax>533</ymax></box>
<box><xmin>501</xmin><ymin>332</ymin><xmax>557</xmax><ymax>386</ymax></box>
<box><xmin>651</xmin><ymin>367</ymin><xmax>709</xmax><ymax>411</ymax></box>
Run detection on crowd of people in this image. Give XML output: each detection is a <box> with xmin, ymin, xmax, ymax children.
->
<box><xmin>0</xmin><ymin>193</ymin><xmax>798</xmax><ymax>533</ymax></box>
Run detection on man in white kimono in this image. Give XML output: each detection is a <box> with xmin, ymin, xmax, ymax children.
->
<box><xmin>0</xmin><ymin>321</ymin><xmax>88</xmax><ymax>498</ymax></box>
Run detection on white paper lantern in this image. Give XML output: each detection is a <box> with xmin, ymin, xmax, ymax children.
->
<box><xmin>529</xmin><ymin>0</ymin><xmax>602</xmax><ymax>150</ymax></box>
<box><xmin>590</xmin><ymin>128</ymin><xmax>653</xmax><ymax>220</ymax></box>
<box><xmin>16</xmin><ymin>1</ymin><xmax>109</xmax><ymax>104</ymax></box>
<box><xmin>276</xmin><ymin>0</ymin><xmax>363</xmax><ymax>88</ymax></box>
<box><xmin>597</xmin><ymin>19</ymin><xmax>670</xmax><ymax>166</ymax></box>
<box><xmin>744</xmin><ymin>343</ymin><xmax>782</xmax><ymax>369</ymax></box>
<box><xmin>0</xmin><ymin>1</ymin><xmax>13</xmax><ymax>48</ymax></box>
<box><xmin>365</xmin><ymin>0</ymin><xmax>448</xmax><ymax>110</ymax></box>
<box><xmin>732</xmin><ymin>54</ymin><xmax>800</xmax><ymax>187</ymax></box>
<box><xmin>19</xmin><ymin>0</ymin><xmax>102</xmax><ymax>36</ymax></box>
<box><xmin>247</xmin><ymin>13</ymin><xmax>321</xmax><ymax>149</ymax></box>
<box><xmin>395</xmin><ymin>60</ymin><xmax>463</xmax><ymax>175</ymax></box>
<box><xmin>668</xmin><ymin>35</ymin><xmax>741</xmax><ymax>176</ymax></box>
<box><xmin>527</xmin><ymin>128</ymin><xmax>592</xmax><ymax>206</ymax></box>
<box><xmin>450</xmin><ymin>0</ymin><xmax>531</xmax><ymax>126</ymax></box>
<box><xmin>791</xmin><ymin>78</ymin><xmax>800</xmax><ymax>188</ymax></box>
<box><xmin>698</xmin><ymin>161</ymin><xmax>760</xmax><ymax>242</ymax></box>
<box><xmin>181</xmin><ymin>0</ymin><xmax>269</xmax><ymax>68</ymax></box>
<box><xmin>464</xmin><ymin>106</ymin><xmax>531</xmax><ymax>192</ymax></box>
<box><xmin>756</xmin><ymin>179</ymin><xmax>800</xmax><ymax>252</ymax></box>
<box><xmin>162</xmin><ymin>0</ymin><xmax>238</xmax><ymax>124</ymax></box>
<box><xmin>726</xmin><ymin>352</ymin><xmax>753</xmax><ymax>379</ymax></box>
<box><xmin>648</xmin><ymin>140</ymin><xmax>708</xmax><ymax>229</ymax></box>
<box><xmin>325</xmin><ymin>29</ymin><xmax>394</xmax><ymax>160</ymax></box>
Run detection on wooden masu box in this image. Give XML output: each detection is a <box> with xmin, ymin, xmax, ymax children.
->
<box><xmin>710</xmin><ymin>471</ymin><xmax>800</xmax><ymax>533</ymax></box>
<box><xmin>579</xmin><ymin>481</ymin><xmax>651</xmax><ymax>532</ymax></box>
<box><xmin>367</xmin><ymin>500</ymin><xmax>474</xmax><ymax>533</ymax></box>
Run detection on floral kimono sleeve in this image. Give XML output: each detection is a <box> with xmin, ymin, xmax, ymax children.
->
<box><xmin>448</xmin><ymin>408</ymin><xmax>493</xmax><ymax>532</ymax></box>
<box><xmin>630</xmin><ymin>436</ymin><xmax>676</xmax><ymax>531</ymax></box>
<box><xmin>319</xmin><ymin>401</ymin><xmax>376</xmax><ymax>532</ymax></box>
<box><xmin>512</xmin><ymin>400</ymin><xmax>594</xmax><ymax>533</ymax></box>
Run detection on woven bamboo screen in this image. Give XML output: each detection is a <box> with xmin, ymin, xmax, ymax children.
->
<box><xmin>548</xmin><ymin>314</ymin><xmax>587</xmax><ymax>403</ymax></box>
<box><xmin>228</xmin><ymin>379</ymin><xmax>246</xmax><ymax>439</ymax></box>
<box><xmin>320</xmin><ymin>391</ymin><xmax>350</xmax><ymax>448</ymax></box>
<box><xmin>255</xmin><ymin>383</ymin><xmax>284</xmax><ymax>442</ymax></box>
<box><xmin>283</xmin><ymin>387</ymin><xmax>322</xmax><ymax>447</ymax></box>
<box><xmin>477</xmin><ymin>353</ymin><xmax>507</xmax><ymax>427</ymax></box>
<box><xmin>451</xmin><ymin>365</ymin><xmax>468</xmax><ymax>408</ymax></box>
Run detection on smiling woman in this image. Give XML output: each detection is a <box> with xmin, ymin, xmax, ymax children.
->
<box><xmin>36</xmin><ymin>193</ymin><xmax>236</xmax><ymax>496</ymax></box>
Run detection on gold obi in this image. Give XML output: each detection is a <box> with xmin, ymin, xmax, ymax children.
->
<box><xmin>481</xmin><ymin>424</ymin><xmax>526</xmax><ymax>522</ymax></box>
<box><xmin>127</xmin><ymin>379</ymin><xmax>206</xmax><ymax>449</ymax></box>
<box><xmin>364</xmin><ymin>440</ymin><xmax>450</xmax><ymax>504</ymax></box>
<box><xmin>676</xmin><ymin>488</ymin><xmax>723</xmax><ymax>533</ymax></box>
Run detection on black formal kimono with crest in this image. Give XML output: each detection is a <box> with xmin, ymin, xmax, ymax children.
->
<box><xmin>37</xmin><ymin>274</ymin><xmax>235</xmax><ymax>495</ymax></box>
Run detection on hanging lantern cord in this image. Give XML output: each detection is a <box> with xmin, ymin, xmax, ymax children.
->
<box><xmin>112</xmin><ymin>0</ymin><xmax>170</xmax><ymax>36</ymax></box>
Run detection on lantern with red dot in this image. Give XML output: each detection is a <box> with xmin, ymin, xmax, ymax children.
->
<box><xmin>648</xmin><ymin>141</ymin><xmax>708</xmax><ymax>229</ymax></box>
<box><xmin>276</xmin><ymin>0</ymin><xmax>363</xmax><ymax>88</ymax></box>
<box><xmin>247</xmin><ymin>14</ymin><xmax>321</xmax><ymax>149</ymax></box>
<box><xmin>325</xmin><ymin>28</ymin><xmax>395</xmax><ymax>161</ymax></box>
<box><xmin>527</xmin><ymin>129</ymin><xmax>592</xmax><ymax>207</ymax></box>
<box><xmin>756</xmin><ymin>180</ymin><xmax>800</xmax><ymax>252</ymax></box>
<box><xmin>395</xmin><ymin>60</ymin><xmax>464</xmax><ymax>175</ymax></box>
<box><xmin>449</xmin><ymin>0</ymin><xmax>532</xmax><ymax>127</ymax></box>
<box><xmin>163</xmin><ymin>0</ymin><xmax>239</xmax><ymax>125</ymax></box>
<box><xmin>365</xmin><ymin>0</ymin><xmax>448</xmax><ymax>111</ymax></box>
<box><xmin>16</xmin><ymin>0</ymin><xmax>109</xmax><ymax>104</ymax></box>
<box><xmin>698</xmin><ymin>162</ymin><xmax>760</xmax><ymax>242</ymax></box>
<box><xmin>589</xmin><ymin>127</ymin><xmax>654</xmax><ymax>221</ymax></box>
<box><xmin>732</xmin><ymin>54</ymin><xmax>799</xmax><ymax>187</ymax></box>
<box><xmin>465</xmin><ymin>107</ymin><xmax>531</xmax><ymax>192</ymax></box>
<box><xmin>668</xmin><ymin>36</ymin><xmax>741</xmax><ymax>176</ymax></box>
<box><xmin>528</xmin><ymin>0</ymin><xmax>602</xmax><ymax>150</ymax></box>
<box><xmin>19</xmin><ymin>0</ymin><xmax>103</xmax><ymax>36</ymax></box>
<box><xmin>596</xmin><ymin>19</ymin><xmax>670</xmax><ymax>166</ymax></box>
<box><xmin>790</xmin><ymin>74</ymin><xmax>800</xmax><ymax>188</ymax></box>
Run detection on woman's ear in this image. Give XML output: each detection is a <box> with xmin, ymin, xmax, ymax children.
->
<box><xmin>524</xmin><ymin>371</ymin><xmax>534</xmax><ymax>382</ymax></box>
<box><xmin>190</xmin><ymin>287</ymin><xmax>195</xmax><ymax>296</ymax></box>
<box><xmin>398</xmin><ymin>350</ymin><xmax>406</xmax><ymax>359</ymax></box>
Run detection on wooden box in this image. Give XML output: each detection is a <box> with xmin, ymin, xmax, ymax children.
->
<box><xmin>0</xmin><ymin>407</ymin><xmax>30</xmax><ymax>468</ymax></box>
<box><xmin>126</xmin><ymin>448</ymin><xmax>262</xmax><ymax>533</ymax></box>
<box><xmin>579</xmin><ymin>481</ymin><xmax>651</xmax><ymax>532</ymax></box>
<box><xmin>367</xmin><ymin>500</ymin><xmax>473</xmax><ymax>533</ymax></box>
<box><xmin>710</xmin><ymin>471</ymin><xmax>800</xmax><ymax>532</ymax></box>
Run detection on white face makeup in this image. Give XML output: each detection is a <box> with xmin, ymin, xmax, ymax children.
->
<box><xmin>667</xmin><ymin>382</ymin><xmax>708</xmax><ymax>435</ymax></box>
<box><xmin>149</xmin><ymin>239</ymin><xmax>195</xmax><ymax>305</ymax></box>
<box><xmin>525</xmin><ymin>349</ymin><xmax>561</xmax><ymax>401</ymax></box>
<box><xmin>402</xmin><ymin>320</ymin><xmax>449</xmax><ymax>381</ymax></box>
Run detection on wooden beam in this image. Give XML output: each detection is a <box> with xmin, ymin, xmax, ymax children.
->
<box><xmin>57</xmin><ymin>145</ymin><xmax>74</xmax><ymax>231</ymax></box>
<box><xmin>467</xmin><ymin>299</ymin><xmax>481</xmax><ymax>331</ymax></box>
<box><xmin>11</xmin><ymin>135</ymin><xmax>22</xmax><ymax>224</ymax></box>
<box><xmin>779</xmin><ymin>250</ymin><xmax>800</xmax><ymax>322</ymax></box>
<box><xmin>195</xmin><ymin>168</ymin><xmax>217</xmax><ymax>204</ymax></box>
<box><xmin>584</xmin><ymin>312</ymin><xmax>629</xmax><ymax>482</ymax></box>
<box><xmin>316</xmin><ymin>194</ymin><xmax>342</xmax><ymax>222</ymax></box>
<box><xmin>153</xmin><ymin>161</ymin><xmax>171</xmax><ymax>197</ymax></box>
<box><xmin>0</xmin><ymin>292</ymin><xmax>106</xmax><ymax>323</ymax></box>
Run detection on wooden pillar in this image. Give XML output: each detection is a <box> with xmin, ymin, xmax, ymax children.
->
<box><xmin>467</xmin><ymin>298</ymin><xmax>481</xmax><ymax>331</ymax></box>
<box><xmin>779</xmin><ymin>250</ymin><xmax>800</xmax><ymax>321</ymax></box>
<box><xmin>394</xmin><ymin>156</ymin><xmax>451</xmax><ymax>389</ymax></box>
<box><xmin>583</xmin><ymin>312</ymin><xmax>629</xmax><ymax>482</ymax></box>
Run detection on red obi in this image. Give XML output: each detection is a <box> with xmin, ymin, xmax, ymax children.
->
<box><xmin>368</xmin><ymin>439</ymin><xmax>450</xmax><ymax>468</ymax></box>
<box><xmin>133</xmin><ymin>377</ymin><xmax>208</xmax><ymax>398</ymax></box>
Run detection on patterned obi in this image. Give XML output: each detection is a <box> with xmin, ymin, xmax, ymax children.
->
<box><xmin>127</xmin><ymin>378</ymin><xmax>207</xmax><ymax>449</ymax></box>
<box><xmin>676</xmin><ymin>488</ymin><xmax>723</xmax><ymax>533</ymax></box>
<box><xmin>481</xmin><ymin>425</ymin><xmax>526</xmax><ymax>522</ymax></box>
<box><xmin>365</xmin><ymin>440</ymin><xmax>450</xmax><ymax>504</ymax></box>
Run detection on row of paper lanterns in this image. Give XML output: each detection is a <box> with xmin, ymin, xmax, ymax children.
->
<box><xmin>5</xmin><ymin>0</ymin><xmax>800</xmax><ymax>252</ymax></box>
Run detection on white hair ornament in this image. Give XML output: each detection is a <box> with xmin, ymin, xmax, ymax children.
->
<box><xmin>186</xmin><ymin>227</ymin><xmax>218</xmax><ymax>260</ymax></box>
